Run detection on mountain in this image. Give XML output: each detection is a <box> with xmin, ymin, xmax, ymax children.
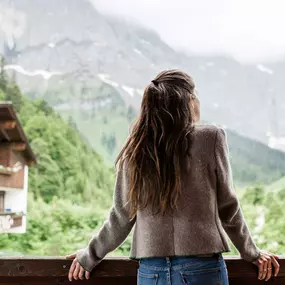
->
<box><xmin>1</xmin><ymin>0</ymin><xmax>285</xmax><ymax>141</ymax></box>
<box><xmin>0</xmin><ymin>0</ymin><xmax>285</xmax><ymax>185</ymax></box>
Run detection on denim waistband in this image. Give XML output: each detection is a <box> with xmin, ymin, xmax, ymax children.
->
<box><xmin>139</xmin><ymin>254</ymin><xmax>223</xmax><ymax>272</ymax></box>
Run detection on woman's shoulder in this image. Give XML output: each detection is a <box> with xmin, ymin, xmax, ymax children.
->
<box><xmin>191</xmin><ymin>124</ymin><xmax>227</xmax><ymax>152</ymax></box>
<box><xmin>193</xmin><ymin>123</ymin><xmax>224</xmax><ymax>137</ymax></box>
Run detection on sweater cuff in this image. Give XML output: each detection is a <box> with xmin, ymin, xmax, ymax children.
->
<box><xmin>76</xmin><ymin>248</ymin><xmax>102</xmax><ymax>272</ymax></box>
<box><xmin>240</xmin><ymin>247</ymin><xmax>261</xmax><ymax>262</ymax></box>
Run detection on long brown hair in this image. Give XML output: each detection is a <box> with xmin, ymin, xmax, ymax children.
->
<box><xmin>116</xmin><ymin>70</ymin><xmax>196</xmax><ymax>218</ymax></box>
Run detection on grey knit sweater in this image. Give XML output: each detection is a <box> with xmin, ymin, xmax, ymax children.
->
<box><xmin>77</xmin><ymin>125</ymin><xmax>260</xmax><ymax>272</ymax></box>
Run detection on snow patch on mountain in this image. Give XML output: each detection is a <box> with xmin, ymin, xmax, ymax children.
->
<box><xmin>133</xmin><ymin>48</ymin><xmax>143</xmax><ymax>56</ymax></box>
<box><xmin>256</xmin><ymin>64</ymin><xmax>274</xmax><ymax>75</ymax></box>
<box><xmin>122</xmin><ymin>85</ymin><xmax>135</xmax><ymax>97</ymax></box>
<box><xmin>98</xmin><ymin>73</ymin><xmax>119</xmax><ymax>87</ymax></box>
<box><xmin>4</xmin><ymin>65</ymin><xmax>62</xmax><ymax>79</ymax></box>
<box><xmin>48</xmin><ymin>43</ymin><xmax>56</xmax><ymax>48</ymax></box>
<box><xmin>140</xmin><ymin>39</ymin><xmax>152</xmax><ymax>46</ymax></box>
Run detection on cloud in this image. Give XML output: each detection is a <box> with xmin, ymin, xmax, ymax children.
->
<box><xmin>0</xmin><ymin>4</ymin><xmax>27</xmax><ymax>48</ymax></box>
<box><xmin>91</xmin><ymin>0</ymin><xmax>285</xmax><ymax>62</ymax></box>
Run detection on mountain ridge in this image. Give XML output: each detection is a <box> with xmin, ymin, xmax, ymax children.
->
<box><xmin>0</xmin><ymin>0</ymin><xmax>285</xmax><ymax>183</ymax></box>
<box><xmin>1</xmin><ymin>0</ymin><xmax>283</xmax><ymax>143</ymax></box>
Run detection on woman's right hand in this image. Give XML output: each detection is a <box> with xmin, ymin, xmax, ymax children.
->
<box><xmin>252</xmin><ymin>251</ymin><xmax>280</xmax><ymax>281</ymax></box>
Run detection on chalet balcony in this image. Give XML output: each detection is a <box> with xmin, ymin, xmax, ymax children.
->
<box><xmin>0</xmin><ymin>257</ymin><xmax>284</xmax><ymax>285</ymax></box>
<box><xmin>0</xmin><ymin>212</ymin><xmax>23</xmax><ymax>229</ymax></box>
<box><xmin>0</xmin><ymin>167</ymin><xmax>13</xmax><ymax>175</ymax></box>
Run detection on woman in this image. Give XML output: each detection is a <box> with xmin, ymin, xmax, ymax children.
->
<box><xmin>67</xmin><ymin>70</ymin><xmax>280</xmax><ymax>284</ymax></box>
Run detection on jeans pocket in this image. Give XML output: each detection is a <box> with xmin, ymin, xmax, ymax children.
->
<box><xmin>138</xmin><ymin>270</ymin><xmax>159</xmax><ymax>285</ymax></box>
<box><xmin>181</xmin><ymin>267</ymin><xmax>223</xmax><ymax>285</ymax></box>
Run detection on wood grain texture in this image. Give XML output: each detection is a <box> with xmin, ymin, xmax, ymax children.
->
<box><xmin>0</xmin><ymin>257</ymin><xmax>284</xmax><ymax>284</ymax></box>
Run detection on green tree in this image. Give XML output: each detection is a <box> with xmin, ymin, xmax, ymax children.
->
<box><xmin>0</xmin><ymin>56</ymin><xmax>8</xmax><ymax>92</ymax></box>
<box><xmin>242</xmin><ymin>186</ymin><xmax>265</xmax><ymax>206</ymax></box>
<box><xmin>101</xmin><ymin>132</ymin><xmax>117</xmax><ymax>155</ymax></box>
<box><xmin>4</xmin><ymin>82</ymin><xmax>23</xmax><ymax>112</ymax></box>
<box><xmin>126</xmin><ymin>105</ymin><xmax>137</xmax><ymax>123</ymax></box>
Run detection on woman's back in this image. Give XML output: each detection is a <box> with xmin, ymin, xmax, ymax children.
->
<box><xmin>132</xmin><ymin>124</ymin><xmax>258</xmax><ymax>261</ymax></box>
<box><xmin>68</xmin><ymin>70</ymin><xmax>280</xmax><ymax>284</ymax></box>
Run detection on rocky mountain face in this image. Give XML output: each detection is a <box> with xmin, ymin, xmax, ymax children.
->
<box><xmin>0</xmin><ymin>0</ymin><xmax>284</xmax><ymax>146</ymax></box>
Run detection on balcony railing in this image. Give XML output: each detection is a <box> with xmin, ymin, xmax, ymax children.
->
<box><xmin>0</xmin><ymin>256</ymin><xmax>284</xmax><ymax>285</ymax></box>
<box><xmin>0</xmin><ymin>213</ymin><xmax>23</xmax><ymax>230</ymax></box>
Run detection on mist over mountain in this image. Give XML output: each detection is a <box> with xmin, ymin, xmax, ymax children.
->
<box><xmin>0</xmin><ymin>0</ymin><xmax>284</xmax><ymax>150</ymax></box>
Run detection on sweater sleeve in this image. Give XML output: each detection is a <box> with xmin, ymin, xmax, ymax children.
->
<box><xmin>215</xmin><ymin>127</ymin><xmax>260</xmax><ymax>262</ymax></box>
<box><xmin>76</xmin><ymin>167</ymin><xmax>136</xmax><ymax>272</ymax></box>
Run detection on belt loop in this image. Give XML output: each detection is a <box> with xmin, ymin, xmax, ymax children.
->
<box><xmin>166</xmin><ymin>257</ymin><xmax>171</xmax><ymax>266</ymax></box>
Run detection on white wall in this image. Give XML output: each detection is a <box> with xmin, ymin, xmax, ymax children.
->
<box><xmin>3</xmin><ymin>165</ymin><xmax>28</xmax><ymax>233</ymax></box>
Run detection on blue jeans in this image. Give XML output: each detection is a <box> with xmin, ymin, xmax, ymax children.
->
<box><xmin>138</xmin><ymin>254</ymin><xmax>229</xmax><ymax>285</ymax></box>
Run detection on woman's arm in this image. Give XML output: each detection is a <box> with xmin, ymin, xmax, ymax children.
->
<box><xmin>76</xmin><ymin>167</ymin><xmax>136</xmax><ymax>272</ymax></box>
<box><xmin>215</xmin><ymin>127</ymin><xmax>260</xmax><ymax>262</ymax></box>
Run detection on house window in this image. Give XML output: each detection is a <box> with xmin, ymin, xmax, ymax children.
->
<box><xmin>0</xmin><ymin>191</ymin><xmax>5</xmax><ymax>212</ymax></box>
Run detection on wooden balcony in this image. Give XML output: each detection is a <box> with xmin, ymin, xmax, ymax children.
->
<box><xmin>0</xmin><ymin>168</ymin><xmax>12</xmax><ymax>175</ymax></box>
<box><xmin>0</xmin><ymin>256</ymin><xmax>284</xmax><ymax>285</ymax></box>
<box><xmin>0</xmin><ymin>213</ymin><xmax>23</xmax><ymax>229</ymax></box>
<box><xmin>11</xmin><ymin>214</ymin><xmax>23</xmax><ymax>227</ymax></box>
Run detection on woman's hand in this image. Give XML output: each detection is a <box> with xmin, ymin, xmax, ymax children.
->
<box><xmin>252</xmin><ymin>251</ymin><xmax>280</xmax><ymax>281</ymax></box>
<box><xmin>66</xmin><ymin>252</ymin><xmax>91</xmax><ymax>281</ymax></box>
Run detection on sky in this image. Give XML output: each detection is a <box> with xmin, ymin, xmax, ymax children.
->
<box><xmin>92</xmin><ymin>0</ymin><xmax>285</xmax><ymax>63</ymax></box>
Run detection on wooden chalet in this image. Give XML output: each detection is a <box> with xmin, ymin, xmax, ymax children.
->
<box><xmin>0</xmin><ymin>102</ymin><xmax>36</xmax><ymax>232</ymax></box>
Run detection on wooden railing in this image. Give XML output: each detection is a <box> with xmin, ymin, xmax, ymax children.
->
<box><xmin>0</xmin><ymin>256</ymin><xmax>284</xmax><ymax>285</ymax></box>
<box><xmin>0</xmin><ymin>213</ymin><xmax>23</xmax><ymax>229</ymax></box>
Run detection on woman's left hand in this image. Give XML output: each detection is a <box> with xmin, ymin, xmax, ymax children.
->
<box><xmin>66</xmin><ymin>252</ymin><xmax>91</xmax><ymax>281</ymax></box>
